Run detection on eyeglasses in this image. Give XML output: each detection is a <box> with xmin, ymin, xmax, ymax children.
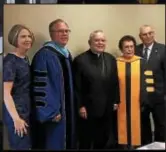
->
<box><xmin>51</xmin><ymin>29</ymin><xmax>71</xmax><ymax>34</ymax></box>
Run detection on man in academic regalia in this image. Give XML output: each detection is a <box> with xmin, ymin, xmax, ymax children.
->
<box><xmin>73</xmin><ymin>30</ymin><xmax>120</xmax><ymax>149</ymax></box>
<box><xmin>31</xmin><ymin>19</ymin><xmax>76</xmax><ymax>150</ymax></box>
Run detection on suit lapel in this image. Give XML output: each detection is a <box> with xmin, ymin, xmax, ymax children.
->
<box><xmin>137</xmin><ymin>42</ymin><xmax>159</xmax><ymax>62</ymax></box>
<box><xmin>136</xmin><ymin>44</ymin><xmax>144</xmax><ymax>57</ymax></box>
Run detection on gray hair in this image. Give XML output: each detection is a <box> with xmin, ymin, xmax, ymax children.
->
<box><xmin>139</xmin><ymin>24</ymin><xmax>154</xmax><ymax>35</ymax></box>
<box><xmin>89</xmin><ymin>30</ymin><xmax>104</xmax><ymax>42</ymax></box>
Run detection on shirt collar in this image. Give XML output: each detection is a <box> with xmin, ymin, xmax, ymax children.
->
<box><xmin>91</xmin><ymin>50</ymin><xmax>101</xmax><ymax>57</ymax></box>
<box><xmin>143</xmin><ymin>43</ymin><xmax>154</xmax><ymax>51</ymax></box>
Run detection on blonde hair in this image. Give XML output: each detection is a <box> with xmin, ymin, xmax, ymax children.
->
<box><xmin>8</xmin><ymin>24</ymin><xmax>35</xmax><ymax>47</ymax></box>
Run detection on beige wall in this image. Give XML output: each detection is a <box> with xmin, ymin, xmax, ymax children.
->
<box><xmin>4</xmin><ymin>5</ymin><xmax>165</xmax><ymax>60</ymax></box>
<box><xmin>3</xmin><ymin>4</ymin><xmax>165</xmax><ymax>149</ymax></box>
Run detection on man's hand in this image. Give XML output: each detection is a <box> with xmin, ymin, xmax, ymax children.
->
<box><xmin>52</xmin><ymin>114</ymin><xmax>62</xmax><ymax>122</ymax></box>
<box><xmin>79</xmin><ymin>106</ymin><xmax>87</xmax><ymax>119</ymax></box>
<box><xmin>113</xmin><ymin>104</ymin><xmax>119</xmax><ymax>110</ymax></box>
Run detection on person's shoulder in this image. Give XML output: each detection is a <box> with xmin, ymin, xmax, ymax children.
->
<box><xmin>33</xmin><ymin>45</ymin><xmax>55</xmax><ymax>60</ymax></box>
<box><xmin>154</xmin><ymin>42</ymin><xmax>165</xmax><ymax>55</ymax></box>
<box><xmin>136</xmin><ymin>43</ymin><xmax>143</xmax><ymax>48</ymax></box>
<box><xmin>104</xmin><ymin>51</ymin><xmax>114</xmax><ymax>56</ymax></box>
<box><xmin>35</xmin><ymin>46</ymin><xmax>50</xmax><ymax>55</ymax></box>
<box><xmin>73</xmin><ymin>50</ymin><xmax>89</xmax><ymax>62</ymax></box>
<box><xmin>104</xmin><ymin>52</ymin><xmax>116</xmax><ymax>60</ymax></box>
<box><xmin>137</xmin><ymin>55</ymin><xmax>147</xmax><ymax>65</ymax></box>
<box><xmin>4</xmin><ymin>53</ymin><xmax>17</xmax><ymax>64</ymax></box>
<box><xmin>155</xmin><ymin>42</ymin><xmax>165</xmax><ymax>48</ymax></box>
<box><xmin>3</xmin><ymin>54</ymin><xmax>18</xmax><ymax>70</ymax></box>
<box><xmin>138</xmin><ymin>56</ymin><xmax>145</xmax><ymax>62</ymax></box>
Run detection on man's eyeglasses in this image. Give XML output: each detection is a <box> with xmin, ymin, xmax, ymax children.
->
<box><xmin>51</xmin><ymin>29</ymin><xmax>71</xmax><ymax>34</ymax></box>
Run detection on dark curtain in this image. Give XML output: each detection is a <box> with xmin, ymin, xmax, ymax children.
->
<box><xmin>15</xmin><ymin>0</ymin><xmax>28</xmax><ymax>4</ymax></box>
<box><xmin>57</xmin><ymin>0</ymin><xmax>83</xmax><ymax>3</ymax></box>
<box><xmin>157</xmin><ymin>0</ymin><xmax>165</xmax><ymax>3</ymax></box>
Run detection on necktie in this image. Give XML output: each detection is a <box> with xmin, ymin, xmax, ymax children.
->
<box><xmin>143</xmin><ymin>47</ymin><xmax>148</xmax><ymax>61</ymax></box>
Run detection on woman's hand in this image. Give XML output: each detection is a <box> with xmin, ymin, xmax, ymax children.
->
<box><xmin>13</xmin><ymin>117</ymin><xmax>28</xmax><ymax>137</ymax></box>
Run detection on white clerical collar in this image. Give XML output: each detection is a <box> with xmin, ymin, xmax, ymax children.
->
<box><xmin>91</xmin><ymin>50</ymin><xmax>101</xmax><ymax>57</ymax></box>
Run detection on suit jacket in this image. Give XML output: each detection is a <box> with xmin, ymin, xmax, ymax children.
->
<box><xmin>73</xmin><ymin>50</ymin><xmax>120</xmax><ymax>118</ymax></box>
<box><xmin>135</xmin><ymin>42</ymin><xmax>166</xmax><ymax>106</ymax></box>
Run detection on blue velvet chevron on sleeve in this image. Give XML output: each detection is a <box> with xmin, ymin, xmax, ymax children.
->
<box><xmin>31</xmin><ymin>49</ymin><xmax>64</xmax><ymax>123</ymax></box>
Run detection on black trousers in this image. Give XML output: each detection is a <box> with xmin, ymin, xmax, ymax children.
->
<box><xmin>141</xmin><ymin>108</ymin><xmax>153</xmax><ymax>145</ymax></box>
<box><xmin>141</xmin><ymin>102</ymin><xmax>165</xmax><ymax>143</ymax></box>
<box><xmin>78</xmin><ymin>113</ymin><xmax>117</xmax><ymax>149</ymax></box>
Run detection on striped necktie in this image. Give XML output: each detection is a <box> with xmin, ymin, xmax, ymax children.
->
<box><xmin>143</xmin><ymin>47</ymin><xmax>148</xmax><ymax>61</ymax></box>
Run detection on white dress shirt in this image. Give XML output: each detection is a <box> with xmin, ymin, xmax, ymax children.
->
<box><xmin>143</xmin><ymin>43</ymin><xmax>154</xmax><ymax>60</ymax></box>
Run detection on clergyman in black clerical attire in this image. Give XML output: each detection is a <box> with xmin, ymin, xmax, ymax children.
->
<box><xmin>73</xmin><ymin>30</ymin><xmax>120</xmax><ymax>149</ymax></box>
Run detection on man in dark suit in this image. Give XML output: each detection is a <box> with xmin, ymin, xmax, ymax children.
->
<box><xmin>73</xmin><ymin>30</ymin><xmax>120</xmax><ymax>149</ymax></box>
<box><xmin>135</xmin><ymin>25</ymin><xmax>165</xmax><ymax>143</ymax></box>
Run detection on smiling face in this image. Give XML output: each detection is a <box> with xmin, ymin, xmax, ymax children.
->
<box><xmin>122</xmin><ymin>40</ymin><xmax>135</xmax><ymax>59</ymax></box>
<box><xmin>50</xmin><ymin>22</ymin><xmax>70</xmax><ymax>47</ymax></box>
<box><xmin>139</xmin><ymin>26</ymin><xmax>155</xmax><ymax>47</ymax></box>
<box><xmin>16</xmin><ymin>29</ymin><xmax>33</xmax><ymax>50</ymax></box>
<box><xmin>89</xmin><ymin>31</ymin><xmax>106</xmax><ymax>53</ymax></box>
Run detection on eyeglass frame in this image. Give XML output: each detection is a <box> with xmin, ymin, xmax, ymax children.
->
<box><xmin>51</xmin><ymin>29</ymin><xmax>71</xmax><ymax>34</ymax></box>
